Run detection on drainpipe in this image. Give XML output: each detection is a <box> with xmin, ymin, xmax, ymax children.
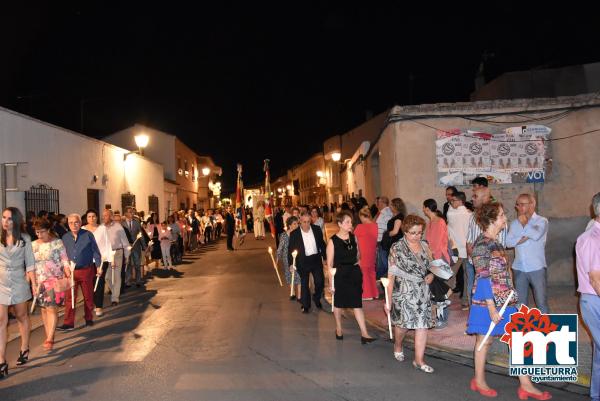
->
<box><xmin>0</xmin><ymin>164</ymin><xmax>6</xmax><ymax>211</ymax></box>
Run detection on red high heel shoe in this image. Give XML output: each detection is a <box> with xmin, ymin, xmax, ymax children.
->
<box><xmin>470</xmin><ymin>378</ymin><xmax>498</xmax><ymax>398</ymax></box>
<box><xmin>517</xmin><ymin>387</ymin><xmax>552</xmax><ymax>400</ymax></box>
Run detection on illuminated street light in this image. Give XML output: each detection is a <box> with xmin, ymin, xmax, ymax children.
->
<box><xmin>202</xmin><ymin>167</ymin><xmax>211</xmax><ymax>176</ymax></box>
<box><xmin>277</xmin><ymin>188</ymin><xmax>282</xmax><ymax>193</ymax></box>
<box><xmin>316</xmin><ymin>171</ymin><xmax>324</xmax><ymax>178</ymax></box>
<box><xmin>286</xmin><ymin>184</ymin><xmax>292</xmax><ymax>190</ymax></box>
<box><xmin>124</xmin><ymin>133</ymin><xmax>150</xmax><ymax>160</ymax></box>
<box><xmin>331</xmin><ymin>152</ymin><xmax>341</xmax><ymax>162</ymax></box>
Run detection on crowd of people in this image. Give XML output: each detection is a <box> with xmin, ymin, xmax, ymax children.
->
<box><xmin>1</xmin><ymin>184</ymin><xmax>599</xmax><ymax>400</ymax></box>
<box><xmin>0</xmin><ymin>205</ymin><xmax>236</xmax><ymax>379</ymax></box>
<box><xmin>273</xmin><ymin>178</ymin><xmax>600</xmax><ymax>400</ymax></box>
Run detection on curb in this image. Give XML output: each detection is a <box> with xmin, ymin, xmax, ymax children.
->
<box><xmin>361</xmin><ymin>309</ymin><xmax>590</xmax><ymax>395</ymax></box>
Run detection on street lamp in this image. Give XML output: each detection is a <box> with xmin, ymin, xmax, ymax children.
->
<box><xmin>202</xmin><ymin>167</ymin><xmax>211</xmax><ymax>176</ymax></box>
<box><xmin>331</xmin><ymin>152</ymin><xmax>341</xmax><ymax>162</ymax></box>
<box><xmin>286</xmin><ymin>184</ymin><xmax>292</xmax><ymax>190</ymax></box>
<box><xmin>124</xmin><ymin>133</ymin><xmax>150</xmax><ymax>160</ymax></box>
<box><xmin>134</xmin><ymin>134</ymin><xmax>149</xmax><ymax>155</ymax></box>
<box><xmin>316</xmin><ymin>171</ymin><xmax>324</xmax><ymax>178</ymax></box>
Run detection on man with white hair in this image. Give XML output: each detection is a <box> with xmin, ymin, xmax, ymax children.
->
<box><xmin>58</xmin><ymin>214</ymin><xmax>101</xmax><ymax>330</ymax></box>
<box><xmin>576</xmin><ymin>192</ymin><xmax>600</xmax><ymax>401</ymax></box>
<box><xmin>506</xmin><ymin>193</ymin><xmax>550</xmax><ymax>313</ymax></box>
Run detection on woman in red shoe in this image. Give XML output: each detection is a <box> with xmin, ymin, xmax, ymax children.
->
<box><xmin>467</xmin><ymin>203</ymin><xmax>551</xmax><ymax>400</ymax></box>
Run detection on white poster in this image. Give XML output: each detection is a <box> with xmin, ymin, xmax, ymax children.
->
<box><xmin>436</xmin><ymin>125</ymin><xmax>550</xmax><ymax>186</ymax></box>
<box><xmin>461</xmin><ymin>131</ymin><xmax>491</xmax><ymax>173</ymax></box>
<box><xmin>436</xmin><ymin>132</ymin><xmax>463</xmax><ymax>172</ymax></box>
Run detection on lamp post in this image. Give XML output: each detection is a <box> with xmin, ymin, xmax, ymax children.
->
<box><xmin>202</xmin><ymin>167</ymin><xmax>211</xmax><ymax>176</ymax></box>
<box><xmin>134</xmin><ymin>134</ymin><xmax>149</xmax><ymax>156</ymax></box>
<box><xmin>331</xmin><ymin>152</ymin><xmax>341</xmax><ymax>162</ymax></box>
<box><xmin>124</xmin><ymin>133</ymin><xmax>150</xmax><ymax>160</ymax></box>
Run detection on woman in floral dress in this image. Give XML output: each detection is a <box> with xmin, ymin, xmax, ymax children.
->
<box><xmin>32</xmin><ymin>218</ymin><xmax>71</xmax><ymax>351</ymax></box>
<box><xmin>384</xmin><ymin>214</ymin><xmax>435</xmax><ymax>373</ymax></box>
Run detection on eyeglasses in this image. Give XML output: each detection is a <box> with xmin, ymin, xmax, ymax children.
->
<box><xmin>407</xmin><ymin>230</ymin><xmax>423</xmax><ymax>236</ymax></box>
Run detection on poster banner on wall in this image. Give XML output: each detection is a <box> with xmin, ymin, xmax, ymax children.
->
<box><xmin>436</xmin><ymin>125</ymin><xmax>551</xmax><ymax>186</ymax></box>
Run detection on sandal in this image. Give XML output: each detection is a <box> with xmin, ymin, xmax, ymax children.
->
<box><xmin>393</xmin><ymin>351</ymin><xmax>405</xmax><ymax>362</ymax></box>
<box><xmin>412</xmin><ymin>361</ymin><xmax>434</xmax><ymax>373</ymax></box>
<box><xmin>16</xmin><ymin>349</ymin><xmax>29</xmax><ymax>366</ymax></box>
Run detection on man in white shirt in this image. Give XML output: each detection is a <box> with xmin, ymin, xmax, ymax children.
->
<box><xmin>102</xmin><ymin>209</ymin><xmax>131</xmax><ymax>306</ymax></box>
<box><xmin>446</xmin><ymin>191</ymin><xmax>472</xmax><ymax>303</ymax></box>
<box><xmin>288</xmin><ymin>212</ymin><xmax>327</xmax><ymax>313</ymax></box>
<box><xmin>375</xmin><ymin>196</ymin><xmax>393</xmax><ymax>278</ymax></box>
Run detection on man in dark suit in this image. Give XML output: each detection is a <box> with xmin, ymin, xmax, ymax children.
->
<box><xmin>123</xmin><ymin>207</ymin><xmax>146</xmax><ymax>288</ymax></box>
<box><xmin>274</xmin><ymin>207</ymin><xmax>285</xmax><ymax>249</ymax></box>
<box><xmin>225</xmin><ymin>206</ymin><xmax>235</xmax><ymax>251</ymax></box>
<box><xmin>288</xmin><ymin>212</ymin><xmax>327</xmax><ymax>313</ymax></box>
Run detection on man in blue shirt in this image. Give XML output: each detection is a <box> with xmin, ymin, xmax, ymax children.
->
<box><xmin>58</xmin><ymin>213</ymin><xmax>101</xmax><ymax>330</ymax></box>
<box><xmin>506</xmin><ymin>194</ymin><xmax>550</xmax><ymax>313</ymax></box>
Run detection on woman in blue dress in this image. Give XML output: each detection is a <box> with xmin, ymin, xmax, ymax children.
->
<box><xmin>467</xmin><ymin>203</ymin><xmax>550</xmax><ymax>400</ymax></box>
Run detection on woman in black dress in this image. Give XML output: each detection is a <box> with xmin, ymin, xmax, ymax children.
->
<box><xmin>326</xmin><ymin>211</ymin><xmax>376</xmax><ymax>344</ymax></box>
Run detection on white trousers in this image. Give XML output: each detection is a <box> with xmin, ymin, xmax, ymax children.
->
<box><xmin>105</xmin><ymin>249</ymin><xmax>124</xmax><ymax>303</ymax></box>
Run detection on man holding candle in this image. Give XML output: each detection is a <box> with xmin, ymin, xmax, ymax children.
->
<box><xmin>123</xmin><ymin>207</ymin><xmax>146</xmax><ymax>288</ymax></box>
<box><xmin>102</xmin><ymin>209</ymin><xmax>131</xmax><ymax>306</ymax></box>
<box><xmin>58</xmin><ymin>214</ymin><xmax>101</xmax><ymax>331</ymax></box>
<box><xmin>288</xmin><ymin>212</ymin><xmax>327</xmax><ymax>313</ymax></box>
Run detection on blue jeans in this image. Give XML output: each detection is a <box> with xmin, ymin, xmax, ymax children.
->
<box><xmin>513</xmin><ymin>269</ymin><xmax>549</xmax><ymax>314</ymax></box>
<box><xmin>376</xmin><ymin>243</ymin><xmax>388</xmax><ymax>279</ymax></box>
<box><xmin>581</xmin><ymin>293</ymin><xmax>600</xmax><ymax>401</ymax></box>
<box><xmin>466</xmin><ymin>260</ymin><xmax>475</xmax><ymax>302</ymax></box>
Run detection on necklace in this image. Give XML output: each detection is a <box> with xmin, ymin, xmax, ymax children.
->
<box><xmin>340</xmin><ymin>235</ymin><xmax>353</xmax><ymax>250</ymax></box>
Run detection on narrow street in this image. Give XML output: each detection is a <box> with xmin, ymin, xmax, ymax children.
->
<box><xmin>0</xmin><ymin>236</ymin><xmax>585</xmax><ymax>401</ymax></box>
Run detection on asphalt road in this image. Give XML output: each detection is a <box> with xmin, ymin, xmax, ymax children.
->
<box><xmin>0</xmin><ymin>236</ymin><xmax>587</xmax><ymax>401</ymax></box>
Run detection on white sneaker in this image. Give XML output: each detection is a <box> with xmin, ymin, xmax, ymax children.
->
<box><xmin>394</xmin><ymin>351</ymin><xmax>405</xmax><ymax>362</ymax></box>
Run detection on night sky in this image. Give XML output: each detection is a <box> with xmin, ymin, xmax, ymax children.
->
<box><xmin>2</xmin><ymin>3</ymin><xmax>599</xmax><ymax>192</ymax></box>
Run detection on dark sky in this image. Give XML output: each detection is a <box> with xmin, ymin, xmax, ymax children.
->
<box><xmin>2</xmin><ymin>3</ymin><xmax>599</xmax><ymax>192</ymax></box>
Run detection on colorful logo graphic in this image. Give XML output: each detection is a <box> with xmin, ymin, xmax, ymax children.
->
<box><xmin>501</xmin><ymin>305</ymin><xmax>578</xmax><ymax>383</ymax></box>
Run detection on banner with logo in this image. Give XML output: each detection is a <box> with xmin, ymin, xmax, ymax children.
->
<box><xmin>436</xmin><ymin>125</ymin><xmax>551</xmax><ymax>185</ymax></box>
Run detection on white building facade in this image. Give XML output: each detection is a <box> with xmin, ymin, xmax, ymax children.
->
<box><xmin>0</xmin><ymin>107</ymin><xmax>165</xmax><ymax>218</ymax></box>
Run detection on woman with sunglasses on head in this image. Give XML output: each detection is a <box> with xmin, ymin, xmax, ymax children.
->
<box><xmin>384</xmin><ymin>214</ymin><xmax>435</xmax><ymax>373</ymax></box>
<box><xmin>31</xmin><ymin>218</ymin><xmax>71</xmax><ymax>351</ymax></box>
<box><xmin>0</xmin><ymin>207</ymin><xmax>38</xmax><ymax>378</ymax></box>
<box><xmin>327</xmin><ymin>211</ymin><xmax>376</xmax><ymax>344</ymax></box>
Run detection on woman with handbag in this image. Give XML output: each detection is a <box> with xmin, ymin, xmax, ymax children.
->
<box><xmin>0</xmin><ymin>207</ymin><xmax>38</xmax><ymax>378</ymax></box>
<box><xmin>31</xmin><ymin>218</ymin><xmax>71</xmax><ymax>351</ymax></box>
<box><xmin>384</xmin><ymin>214</ymin><xmax>435</xmax><ymax>373</ymax></box>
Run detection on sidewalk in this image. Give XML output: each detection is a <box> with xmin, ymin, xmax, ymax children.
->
<box><xmin>323</xmin><ymin>222</ymin><xmax>591</xmax><ymax>391</ymax></box>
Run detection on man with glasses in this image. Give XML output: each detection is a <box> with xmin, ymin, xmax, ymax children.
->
<box><xmin>442</xmin><ymin>186</ymin><xmax>457</xmax><ymax>220</ymax></box>
<box><xmin>288</xmin><ymin>212</ymin><xmax>327</xmax><ymax>313</ymax></box>
<box><xmin>506</xmin><ymin>193</ymin><xmax>549</xmax><ymax>313</ymax></box>
<box><xmin>59</xmin><ymin>214</ymin><xmax>101</xmax><ymax>330</ymax></box>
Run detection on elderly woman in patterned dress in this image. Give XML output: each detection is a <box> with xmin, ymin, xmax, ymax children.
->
<box><xmin>277</xmin><ymin>216</ymin><xmax>301</xmax><ymax>300</ymax></box>
<box><xmin>32</xmin><ymin>218</ymin><xmax>71</xmax><ymax>351</ymax></box>
<box><xmin>0</xmin><ymin>207</ymin><xmax>38</xmax><ymax>378</ymax></box>
<box><xmin>384</xmin><ymin>214</ymin><xmax>435</xmax><ymax>373</ymax></box>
